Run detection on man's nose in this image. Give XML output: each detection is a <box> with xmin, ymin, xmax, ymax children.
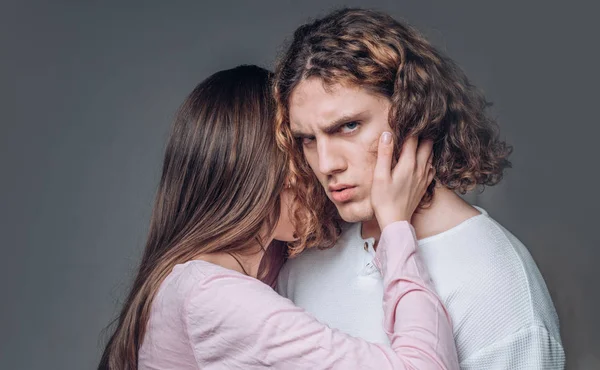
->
<box><xmin>317</xmin><ymin>139</ymin><xmax>346</xmax><ymax>175</ymax></box>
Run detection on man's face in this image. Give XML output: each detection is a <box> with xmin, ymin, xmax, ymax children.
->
<box><xmin>289</xmin><ymin>78</ymin><xmax>392</xmax><ymax>223</ymax></box>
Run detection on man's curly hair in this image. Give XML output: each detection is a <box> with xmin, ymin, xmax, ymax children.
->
<box><xmin>274</xmin><ymin>8</ymin><xmax>512</xmax><ymax>257</ymax></box>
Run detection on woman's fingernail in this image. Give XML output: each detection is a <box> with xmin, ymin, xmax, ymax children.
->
<box><xmin>381</xmin><ymin>132</ymin><xmax>392</xmax><ymax>144</ymax></box>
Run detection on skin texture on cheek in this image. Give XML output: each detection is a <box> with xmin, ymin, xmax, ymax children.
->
<box><xmin>289</xmin><ymin>80</ymin><xmax>393</xmax><ymax>223</ymax></box>
<box><xmin>333</xmin><ymin>121</ymin><xmax>387</xmax><ymax>223</ymax></box>
<box><xmin>313</xmin><ymin>136</ymin><xmax>379</xmax><ymax>223</ymax></box>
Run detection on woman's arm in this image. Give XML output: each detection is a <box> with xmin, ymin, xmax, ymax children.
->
<box><xmin>185</xmin><ymin>222</ymin><xmax>458</xmax><ymax>370</ymax></box>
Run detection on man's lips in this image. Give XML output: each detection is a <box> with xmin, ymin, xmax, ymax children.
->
<box><xmin>328</xmin><ymin>185</ymin><xmax>357</xmax><ymax>203</ymax></box>
<box><xmin>328</xmin><ymin>183</ymin><xmax>354</xmax><ymax>192</ymax></box>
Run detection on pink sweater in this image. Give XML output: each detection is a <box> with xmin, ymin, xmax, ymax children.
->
<box><xmin>138</xmin><ymin>221</ymin><xmax>458</xmax><ymax>369</ymax></box>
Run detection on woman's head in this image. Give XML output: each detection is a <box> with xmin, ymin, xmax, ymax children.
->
<box><xmin>99</xmin><ymin>65</ymin><xmax>292</xmax><ymax>369</ymax></box>
<box><xmin>153</xmin><ymin>64</ymin><xmax>289</xmax><ymax>253</ymax></box>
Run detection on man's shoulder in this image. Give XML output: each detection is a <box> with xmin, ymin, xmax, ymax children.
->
<box><xmin>422</xmin><ymin>211</ymin><xmax>547</xmax><ymax>297</ymax></box>
<box><xmin>420</xmin><ymin>208</ymin><xmax>533</xmax><ymax>271</ymax></box>
<box><xmin>421</xmin><ymin>210</ymin><xmax>561</xmax><ymax>359</ymax></box>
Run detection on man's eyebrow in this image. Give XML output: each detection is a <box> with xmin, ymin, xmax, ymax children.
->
<box><xmin>321</xmin><ymin>111</ymin><xmax>368</xmax><ymax>134</ymax></box>
<box><xmin>290</xmin><ymin>127</ymin><xmax>313</xmax><ymax>138</ymax></box>
<box><xmin>290</xmin><ymin>110</ymin><xmax>369</xmax><ymax>138</ymax></box>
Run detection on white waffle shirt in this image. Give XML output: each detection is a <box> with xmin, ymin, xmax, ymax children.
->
<box><xmin>277</xmin><ymin>207</ymin><xmax>565</xmax><ymax>369</ymax></box>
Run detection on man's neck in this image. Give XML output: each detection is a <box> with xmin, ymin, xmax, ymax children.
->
<box><xmin>361</xmin><ymin>187</ymin><xmax>481</xmax><ymax>241</ymax></box>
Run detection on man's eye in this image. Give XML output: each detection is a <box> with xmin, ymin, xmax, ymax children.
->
<box><xmin>341</xmin><ymin>121</ymin><xmax>359</xmax><ymax>133</ymax></box>
<box><xmin>302</xmin><ymin>137</ymin><xmax>315</xmax><ymax>145</ymax></box>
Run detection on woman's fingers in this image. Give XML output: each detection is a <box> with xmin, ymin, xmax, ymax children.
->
<box><xmin>416</xmin><ymin>139</ymin><xmax>434</xmax><ymax>173</ymax></box>
<box><xmin>427</xmin><ymin>165</ymin><xmax>436</xmax><ymax>188</ymax></box>
<box><xmin>374</xmin><ymin>132</ymin><xmax>394</xmax><ymax>182</ymax></box>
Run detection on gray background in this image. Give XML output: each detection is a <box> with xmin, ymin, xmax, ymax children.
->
<box><xmin>1</xmin><ymin>0</ymin><xmax>598</xmax><ymax>369</ymax></box>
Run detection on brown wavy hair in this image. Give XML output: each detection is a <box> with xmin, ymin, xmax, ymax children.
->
<box><xmin>274</xmin><ymin>8</ymin><xmax>512</xmax><ymax>256</ymax></box>
<box><xmin>98</xmin><ymin>65</ymin><xmax>288</xmax><ymax>369</ymax></box>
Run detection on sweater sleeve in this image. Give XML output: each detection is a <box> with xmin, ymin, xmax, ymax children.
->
<box><xmin>184</xmin><ymin>221</ymin><xmax>458</xmax><ymax>369</ymax></box>
<box><xmin>459</xmin><ymin>325</ymin><xmax>565</xmax><ymax>369</ymax></box>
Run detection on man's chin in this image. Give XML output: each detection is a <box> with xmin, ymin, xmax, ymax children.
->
<box><xmin>334</xmin><ymin>202</ymin><xmax>374</xmax><ymax>223</ymax></box>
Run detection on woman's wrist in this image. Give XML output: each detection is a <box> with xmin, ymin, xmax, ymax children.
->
<box><xmin>376</xmin><ymin>213</ymin><xmax>411</xmax><ymax>231</ymax></box>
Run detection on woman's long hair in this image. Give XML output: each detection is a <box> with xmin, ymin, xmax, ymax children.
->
<box><xmin>98</xmin><ymin>65</ymin><xmax>288</xmax><ymax>369</ymax></box>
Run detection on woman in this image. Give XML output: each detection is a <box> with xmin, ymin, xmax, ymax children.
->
<box><xmin>99</xmin><ymin>65</ymin><xmax>458</xmax><ymax>369</ymax></box>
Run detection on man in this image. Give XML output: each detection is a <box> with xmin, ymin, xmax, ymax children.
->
<box><xmin>273</xmin><ymin>8</ymin><xmax>564</xmax><ymax>369</ymax></box>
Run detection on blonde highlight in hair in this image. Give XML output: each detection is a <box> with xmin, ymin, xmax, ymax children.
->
<box><xmin>274</xmin><ymin>8</ymin><xmax>512</xmax><ymax>255</ymax></box>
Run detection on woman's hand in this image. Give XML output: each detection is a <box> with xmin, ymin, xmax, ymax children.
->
<box><xmin>370</xmin><ymin>132</ymin><xmax>435</xmax><ymax>230</ymax></box>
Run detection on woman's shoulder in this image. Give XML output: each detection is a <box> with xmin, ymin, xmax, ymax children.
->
<box><xmin>163</xmin><ymin>259</ymin><xmax>251</xmax><ymax>297</ymax></box>
<box><xmin>164</xmin><ymin>260</ymin><xmax>283</xmax><ymax>308</ymax></box>
<box><xmin>173</xmin><ymin>260</ymin><xmax>301</xmax><ymax>340</ymax></box>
